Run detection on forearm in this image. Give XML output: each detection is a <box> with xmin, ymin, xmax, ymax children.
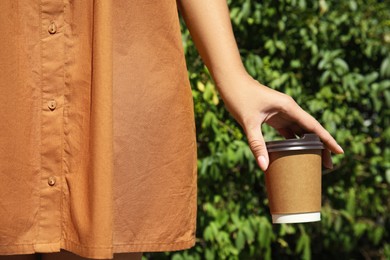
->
<box><xmin>177</xmin><ymin>0</ymin><xmax>249</xmax><ymax>89</ymax></box>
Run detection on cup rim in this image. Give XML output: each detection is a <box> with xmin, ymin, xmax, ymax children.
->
<box><xmin>266</xmin><ymin>133</ymin><xmax>325</xmax><ymax>153</ymax></box>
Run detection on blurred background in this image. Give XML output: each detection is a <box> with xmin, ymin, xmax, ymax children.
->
<box><xmin>148</xmin><ymin>0</ymin><xmax>390</xmax><ymax>259</ymax></box>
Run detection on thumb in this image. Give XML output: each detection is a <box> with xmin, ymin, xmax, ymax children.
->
<box><xmin>245</xmin><ymin>123</ymin><xmax>269</xmax><ymax>171</ymax></box>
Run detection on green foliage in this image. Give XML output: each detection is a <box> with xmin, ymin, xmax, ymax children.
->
<box><xmin>149</xmin><ymin>0</ymin><xmax>390</xmax><ymax>259</ymax></box>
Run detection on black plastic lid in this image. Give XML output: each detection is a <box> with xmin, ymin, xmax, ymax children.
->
<box><xmin>266</xmin><ymin>133</ymin><xmax>325</xmax><ymax>153</ymax></box>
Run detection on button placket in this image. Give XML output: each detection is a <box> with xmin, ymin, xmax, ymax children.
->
<box><xmin>35</xmin><ymin>0</ymin><xmax>65</xmax><ymax>251</ymax></box>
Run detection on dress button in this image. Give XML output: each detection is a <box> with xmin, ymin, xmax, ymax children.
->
<box><xmin>48</xmin><ymin>100</ymin><xmax>57</xmax><ymax>110</ymax></box>
<box><xmin>48</xmin><ymin>21</ymin><xmax>57</xmax><ymax>34</ymax></box>
<box><xmin>48</xmin><ymin>176</ymin><xmax>56</xmax><ymax>186</ymax></box>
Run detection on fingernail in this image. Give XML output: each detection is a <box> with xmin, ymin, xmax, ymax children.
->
<box><xmin>337</xmin><ymin>145</ymin><xmax>344</xmax><ymax>154</ymax></box>
<box><xmin>257</xmin><ymin>155</ymin><xmax>268</xmax><ymax>171</ymax></box>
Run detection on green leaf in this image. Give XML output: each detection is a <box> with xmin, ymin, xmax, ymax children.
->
<box><xmin>364</xmin><ymin>72</ymin><xmax>379</xmax><ymax>84</ymax></box>
<box><xmin>353</xmin><ymin>222</ymin><xmax>367</xmax><ymax>238</ymax></box>
<box><xmin>346</xmin><ymin>188</ymin><xmax>356</xmax><ymax>217</ymax></box>
<box><xmin>296</xmin><ymin>232</ymin><xmax>311</xmax><ymax>260</ymax></box>
<box><xmin>334</xmin><ymin>58</ymin><xmax>349</xmax><ymax>73</ymax></box>
<box><xmin>386</xmin><ymin>169</ymin><xmax>390</xmax><ymax>184</ymax></box>
<box><xmin>380</xmin><ymin>56</ymin><xmax>390</xmax><ymax>78</ymax></box>
<box><xmin>205</xmin><ymin>248</ymin><xmax>215</xmax><ymax>260</ymax></box>
<box><xmin>235</xmin><ymin>230</ymin><xmax>245</xmax><ymax>251</ymax></box>
<box><xmin>171</xmin><ymin>254</ymin><xmax>184</xmax><ymax>260</ymax></box>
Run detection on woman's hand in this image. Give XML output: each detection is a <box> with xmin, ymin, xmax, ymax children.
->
<box><xmin>215</xmin><ymin>73</ymin><xmax>344</xmax><ymax>171</ymax></box>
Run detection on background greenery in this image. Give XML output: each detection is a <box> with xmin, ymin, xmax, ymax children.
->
<box><xmin>148</xmin><ymin>0</ymin><xmax>390</xmax><ymax>259</ymax></box>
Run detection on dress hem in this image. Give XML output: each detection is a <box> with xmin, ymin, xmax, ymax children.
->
<box><xmin>0</xmin><ymin>237</ymin><xmax>196</xmax><ymax>259</ymax></box>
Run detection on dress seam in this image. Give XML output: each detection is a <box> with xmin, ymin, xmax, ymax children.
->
<box><xmin>60</xmin><ymin>0</ymin><xmax>66</xmax><ymax>249</ymax></box>
<box><xmin>0</xmin><ymin>244</ymin><xmax>34</xmax><ymax>247</ymax></box>
<box><xmin>62</xmin><ymin>238</ymin><xmax>112</xmax><ymax>249</ymax></box>
<box><xmin>0</xmin><ymin>237</ymin><xmax>195</xmax><ymax>249</ymax></box>
<box><xmin>62</xmin><ymin>236</ymin><xmax>195</xmax><ymax>248</ymax></box>
<box><xmin>113</xmin><ymin>237</ymin><xmax>195</xmax><ymax>246</ymax></box>
<box><xmin>35</xmin><ymin>0</ymin><xmax>44</xmax><ymax>247</ymax></box>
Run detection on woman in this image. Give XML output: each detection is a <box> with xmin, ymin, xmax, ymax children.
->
<box><xmin>0</xmin><ymin>0</ymin><xmax>343</xmax><ymax>259</ymax></box>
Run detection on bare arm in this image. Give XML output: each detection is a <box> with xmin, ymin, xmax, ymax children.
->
<box><xmin>177</xmin><ymin>0</ymin><xmax>344</xmax><ymax>170</ymax></box>
<box><xmin>177</xmin><ymin>0</ymin><xmax>247</xmax><ymax>85</ymax></box>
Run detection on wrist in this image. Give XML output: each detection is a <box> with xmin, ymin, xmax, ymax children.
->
<box><xmin>211</xmin><ymin>66</ymin><xmax>253</xmax><ymax>92</ymax></box>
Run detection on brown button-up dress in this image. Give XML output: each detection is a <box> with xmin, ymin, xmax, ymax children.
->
<box><xmin>0</xmin><ymin>0</ymin><xmax>197</xmax><ymax>259</ymax></box>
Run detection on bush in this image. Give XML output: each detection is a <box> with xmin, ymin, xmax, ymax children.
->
<box><xmin>149</xmin><ymin>0</ymin><xmax>390</xmax><ymax>259</ymax></box>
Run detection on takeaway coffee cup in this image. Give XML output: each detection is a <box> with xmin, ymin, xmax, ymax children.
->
<box><xmin>264</xmin><ymin>134</ymin><xmax>325</xmax><ymax>224</ymax></box>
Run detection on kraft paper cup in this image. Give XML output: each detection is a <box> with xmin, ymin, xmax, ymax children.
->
<box><xmin>265</xmin><ymin>134</ymin><xmax>324</xmax><ymax>224</ymax></box>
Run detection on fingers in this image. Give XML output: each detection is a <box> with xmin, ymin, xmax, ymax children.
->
<box><xmin>245</xmin><ymin>122</ymin><xmax>269</xmax><ymax>171</ymax></box>
<box><xmin>287</xmin><ymin>105</ymin><xmax>344</xmax><ymax>154</ymax></box>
